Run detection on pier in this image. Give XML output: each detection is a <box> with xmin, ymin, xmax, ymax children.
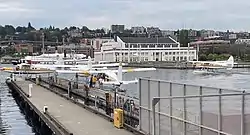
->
<box><xmin>6</xmin><ymin>72</ymin><xmax>250</xmax><ymax>135</ymax></box>
<box><xmin>6</xmin><ymin>76</ymin><xmax>142</xmax><ymax>135</ymax></box>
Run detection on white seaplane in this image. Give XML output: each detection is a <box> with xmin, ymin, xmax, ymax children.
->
<box><xmin>1</xmin><ymin>56</ymin><xmax>126</xmax><ymax>74</ymax></box>
<box><xmin>31</xmin><ymin>56</ymin><xmax>127</xmax><ymax>71</ymax></box>
<box><xmin>189</xmin><ymin>55</ymin><xmax>235</xmax><ymax>74</ymax></box>
<box><xmin>56</xmin><ymin>62</ymin><xmax>156</xmax><ymax>86</ymax></box>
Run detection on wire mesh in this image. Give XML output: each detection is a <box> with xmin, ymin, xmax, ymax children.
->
<box><xmin>139</xmin><ymin>78</ymin><xmax>250</xmax><ymax>135</ymax></box>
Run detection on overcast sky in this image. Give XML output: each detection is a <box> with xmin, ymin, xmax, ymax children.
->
<box><xmin>1</xmin><ymin>0</ymin><xmax>250</xmax><ymax>31</ymax></box>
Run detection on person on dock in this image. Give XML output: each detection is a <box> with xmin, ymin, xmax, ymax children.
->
<box><xmin>92</xmin><ymin>75</ymin><xmax>97</xmax><ymax>87</ymax></box>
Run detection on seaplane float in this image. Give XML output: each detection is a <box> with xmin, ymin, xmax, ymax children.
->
<box><xmin>0</xmin><ymin>63</ymin><xmax>54</xmax><ymax>74</ymax></box>
<box><xmin>189</xmin><ymin>55</ymin><xmax>235</xmax><ymax>74</ymax></box>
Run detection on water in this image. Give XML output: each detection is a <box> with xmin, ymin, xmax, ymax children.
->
<box><xmin>124</xmin><ymin>68</ymin><xmax>250</xmax><ymax>97</ymax></box>
<box><xmin>1</xmin><ymin>64</ymin><xmax>250</xmax><ymax>134</ymax></box>
<box><xmin>0</xmin><ymin>65</ymin><xmax>38</xmax><ymax>135</ymax></box>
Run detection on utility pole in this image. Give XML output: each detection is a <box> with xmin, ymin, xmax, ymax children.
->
<box><xmin>62</xmin><ymin>35</ymin><xmax>65</xmax><ymax>53</ymax></box>
<box><xmin>42</xmin><ymin>33</ymin><xmax>45</xmax><ymax>54</ymax></box>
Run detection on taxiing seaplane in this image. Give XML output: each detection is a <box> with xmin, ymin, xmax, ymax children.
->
<box><xmin>56</xmin><ymin>62</ymin><xmax>156</xmax><ymax>86</ymax></box>
<box><xmin>189</xmin><ymin>55</ymin><xmax>235</xmax><ymax>74</ymax></box>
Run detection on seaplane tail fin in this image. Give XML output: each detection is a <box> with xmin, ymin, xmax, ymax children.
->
<box><xmin>87</xmin><ymin>56</ymin><xmax>92</xmax><ymax>69</ymax></box>
<box><xmin>226</xmin><ymin>55</ymin><xmax>234</xmax><ymax>70</ymax></box>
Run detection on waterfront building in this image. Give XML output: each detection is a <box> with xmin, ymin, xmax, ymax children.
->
<box><xmin>94</xmin><ymin>36</ymin><xmax>197</xmax><ymax>62</ymax></box>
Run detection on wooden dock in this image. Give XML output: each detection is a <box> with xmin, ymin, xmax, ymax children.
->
<box><xmin>7</xmin><ymin>77</ymin><xmax>138</xmax><ymax>135</ymax></box>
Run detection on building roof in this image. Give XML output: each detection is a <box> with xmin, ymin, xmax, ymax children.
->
<box><xmin>119</xmin><ymin>37</ymin><xmax>176</xmax><ymax>44</ymax></box>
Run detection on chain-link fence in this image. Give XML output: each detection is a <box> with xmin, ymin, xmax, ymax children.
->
<box><xmin>138</xmin><ymin>78</ymin><xmax>250</xmax><ymax>135</ymax></box>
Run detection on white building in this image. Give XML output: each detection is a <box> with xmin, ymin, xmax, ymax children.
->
<box><xmin>235</xmin><ymin>39</ymin><xmax>250</xmax><ymax>44</ymax></box>
<box><xmin>91</xmin><ymin>38</ymin><xmax>114</xmax><ymax>51</ymax></box>
<box><xmin>94</xmin><ymin>36</ymin><xmax>197</xmax><ymax>63</ymax></box>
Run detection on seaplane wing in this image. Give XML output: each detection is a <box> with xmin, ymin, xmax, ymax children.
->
<box><xmin>101</xmin><ymin>79</ymin><xmax>138</xmax><ymax>85</ymax></box>
<box><xmin>195</xmin><ymin>65</ymin><xmax>226</xmax><ymax>69</ymax></box>
<box><xmin>56</xmin><ymin>67</ymin><xmax>156</xmax><ymax>74</ymax></box>
<box><xmin>91</xmin><ymin>63</ymin><xmax>127</xmax><ymax>67</ymax></box>
<box><xmin>112</xmin><ymin>68</ymin><xmax>156</xmax><ymax>73</ymax></box>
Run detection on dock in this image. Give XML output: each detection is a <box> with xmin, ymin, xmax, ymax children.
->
<box><xmin>126</xmin><ymin>61</ymin><xmax>250</xmax><ymax>69</ymax></box>
<box><xmin>6</xmin><ymin>76</ymin><xmax>143</xmax><ymax>135</ymax></box>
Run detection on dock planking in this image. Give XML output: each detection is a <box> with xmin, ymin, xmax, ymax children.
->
<box><xmin>14</xmin><ymin>77</ymin><xmax>134</xmax><ymax>135</ymax></box>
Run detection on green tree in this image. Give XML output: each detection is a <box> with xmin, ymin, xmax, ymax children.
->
<box><xmin>27</xmin><ymin>22</ymin><xmax>35</xmax><ymax>31</ymax></box>
<box><xmin>199</xmin><ymin>54</ymin><xmax>207</xmax><ymax>61</ymax></box>
<box><xmin>0</xmin><ymin>26</ymin><xmax>7</xmax><ymax>37</ymax></box>
<box><xmin>178</xmin><ymin>29</ymin><xmax>190</xmax><ymax>47</ymax></box>
<box><xmin>4</xmin><ymin>25</ymin><xmax>15</xmax><ymax>35</ymax></box>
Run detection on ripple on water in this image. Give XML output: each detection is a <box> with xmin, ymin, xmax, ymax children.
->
<box><xmin>0</xmin><ymin>71</ymin><xmax>37</xmax><ymax>135</ymax></box>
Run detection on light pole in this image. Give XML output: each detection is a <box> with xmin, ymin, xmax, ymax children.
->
<box><xmin>42</xmin><ymin>33</ymin><xmax>45</xmax><ymax>54</ymax></box>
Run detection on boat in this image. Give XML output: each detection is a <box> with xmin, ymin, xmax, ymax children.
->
<box><xmin>12</xmin><ymin>51</ymin><xmax>88</xmax><ymax>65</ymax></box>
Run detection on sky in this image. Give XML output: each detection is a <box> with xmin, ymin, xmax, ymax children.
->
<box><xmin>1</xmin><ymin>0</ymin><xmax>250</xmax><ymax>31</ymax></box>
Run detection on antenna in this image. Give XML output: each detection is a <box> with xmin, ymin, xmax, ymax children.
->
<box><xmin>117</xmin><ymin>62</ymin><xmax>122</xmax><ymax>82</ymax></box>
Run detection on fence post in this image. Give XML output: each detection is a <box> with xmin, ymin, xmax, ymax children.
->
<box><xmin>148</xmin><ymin>80</ymin><xmax>151</xmax><ymax>134</ymax></box>
<box><xmin>183</xmin><ymin>84</ymin><xmax>187</xmax><ymax>135</ymax></box>
<box><xmin>138</xmin><ymin>78</ymin><xmax>142</xmax><ymax>131</ymax></box>
<box><xmin>68</xmin><ymin>81</ymin><xmax>72</xmax><ymax>98</ymax></box>
<box><xmin>28</xmin><ymin>84</ymin><xmax>33</xmax><ymax>98</ymax></box>
<box><xmin>75</xmin><ymin>73</ymin><xmax>78</xmax><ymax>89</ymax></box>
<box><xmin>169</xmin><ymin>82</ymin><xmax>173</xmax><ymax>135</ymax></box>
<box><xmin>199</xmin><ymin>86</ymin><xmax>203</xmax><ymax>135</ymax></box>
<box><xmin>241</xmin><ymin>90</ymin><xmax>245</xmax><ymax>135</ymax></box>
<box><xmin>152</xmin><ymin>98</ymin><xmax>160</xmax><ymax>135</ymax></box>
<box><xmin>218</xmin><ymin>89</ymin><xmax>222</xmax><ymax>135</ymax></box>
<box><xmin>158</xmin><ymin>81</ymin><xmax>161</xmax><ymax>135</ymax></box>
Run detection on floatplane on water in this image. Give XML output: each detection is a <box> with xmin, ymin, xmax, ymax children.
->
<box><xmin>0</xmin><ymin>56</ymin><xmax>128</xmax><ymax>75</ymax></box>
<box><xmin>189</xmin><ymin>55</ymin><xmax>235</xmax><ymax>74</ymax></box>
<box><xmin>56</xmin><ymin>62</ymin><xmax>156</xmax><ymax>86</ymax></box>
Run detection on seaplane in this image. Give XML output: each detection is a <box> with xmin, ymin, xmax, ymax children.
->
<box><xmin>56</xmin><ymin>62</ymin><xmax>156</xmax><ymax>86</ymax></box>
<box><xmin>0</xmin><ymin>63</ymin><xmax>54</xmax><ymax>74</ymax></box>
<box><xmin>31</xmin><ymin>56</ymin><xmax>127</xmax><ymax>71</ymax></box>
<box><xmin>189</xmin><ymin>55</ymin><xmax>235</xmax><ymax>74</ymax></box>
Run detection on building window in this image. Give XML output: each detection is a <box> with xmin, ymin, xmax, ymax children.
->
<box><xmin>165</xmin><ymin>44</ymin><xmax>170</xmax><ymax>47</ymax></box>
<box><xmin>141</xmin><ymin>44</ymin><xmax>148</xmax><ymax>48</ymax></box>
<box><xmin>173</xmin><ymin>52</ymin><xmax>175</xmax><ymax>55</ymax></box>
<box><xmin>149</xmin><ymin>44</ymin><xmax>155</xmax><ymax>48</ymax></box>
<box><xmin>132</xmin><ymin>44</ymin><xmax>138</xmax><ymax>48</ymax></box>
<box><xmin>165</xmin><ymin>52</ymin><xmax>168</xmax><ymax>55</ymax></box>
<box><xmin>157</xmin><ymin>44</ymin><xmax>163</xmax><ymax>47</ymax></box>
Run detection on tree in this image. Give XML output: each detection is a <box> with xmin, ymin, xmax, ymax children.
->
<box><xmin>69</xmin><ymin>26</ymin><xmax>77</xmax><ymax>31</ymax></box>
<box><xmin>199</xmin><ymin>54</ymin><xmax>207</xmax><ymax>61</ymax></box>
<box><xmin>4</xmin><ymin>25</ymin><xmax>15</xmax><ymax>35</ymax></box>
<box><xmin>179</xmin><ymin>29</ymin><xmax>190</xmax><ymax>47</ymax></box>
<box><xmin>27</xmin><ymin>22</ymin><xmax>35</xmax><ymax>31</ymax></box>
<box><xmin>0</xmin><ymin>26</ymin><xmax>7</xmax><ymax>36</ymax></box>
<box><xmin>82</xmin><ymin>26</ymin><xmax>89</xmax><ymax>32</ymax></box>
<box><xmin>16</xmin><ymin>26</ymin><xmax>23</xmax><ymax>33</ymax></box>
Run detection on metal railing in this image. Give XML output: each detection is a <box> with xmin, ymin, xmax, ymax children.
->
<box><xmin>138</xmin><ymin>78</ymin><xmax>250</xmax><ymax>135</ymax></box>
